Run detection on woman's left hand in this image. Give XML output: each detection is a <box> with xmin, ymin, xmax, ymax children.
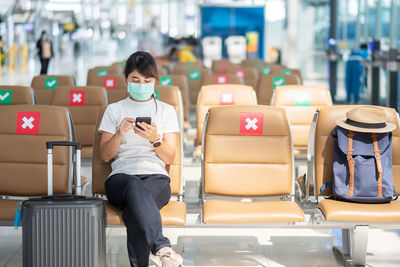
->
<box><xmin>134</xmin><ymin>122</ymin><xmax>160</xmax><ymax>143</ymax></box>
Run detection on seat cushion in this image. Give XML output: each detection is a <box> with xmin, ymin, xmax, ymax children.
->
<box><xmin>317</xmin><ymin>199</ymin><xmax>400</xmax><ymax>222</ymax></box>
<box><xmin>106</xmin><ymin>200</ymin><xmax>186</xmax><ymax>226</ymax></box>
<box><xmin>0</xmin><ymin>199</ymin><xmax>20</xmax><ymax>221</ymax></box>
<box><xmin>203</xmin><ymin>199</ymin><xmax>304</xmax><ymax>223</ymax></box>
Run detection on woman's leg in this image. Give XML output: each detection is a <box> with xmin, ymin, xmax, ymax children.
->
<box><xmin>105</xmin><ymin>173</ymin><xmax>171</xmax><ymax>267</ymax></box>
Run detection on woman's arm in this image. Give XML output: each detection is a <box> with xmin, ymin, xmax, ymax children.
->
<box><xmin>99</xmin><ymin>117</ymin><xmax>135</xmax><ymax>162</ymax></box>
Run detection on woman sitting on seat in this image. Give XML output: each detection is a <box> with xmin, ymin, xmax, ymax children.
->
<box><xmin>98</xmin><ymin>51</ymin><xmax>183</xmax><ymax>267</ymax></box>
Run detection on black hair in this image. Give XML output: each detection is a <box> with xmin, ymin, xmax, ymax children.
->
<box><xmin>360</xmin><ymin>43</ymin><xmax>368</xmax><ymax>50</ymax></box>
<box><xmin>124</xmin><ymin>51</ymin><xmax>159</xmax><ymax>111</ymax></box>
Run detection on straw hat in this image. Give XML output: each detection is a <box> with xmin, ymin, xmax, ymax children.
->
<box><xmin>336</xmin><ymin>106</ymin><xmax>396</xmax><ymax>133</ymax></box>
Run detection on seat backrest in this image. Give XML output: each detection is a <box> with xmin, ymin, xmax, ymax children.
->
<box><xmin>270</xmin><ymin>68</ymin><xmax>303</xmax><ymax>84</ymax></box>
<box><xmin>31</xmin><ymin>75</ymin><xmax>75</xmax><ymax>105</ymax></box>
<box><xmin>86</xmin><ymin>72</ymin><xmax>127</xmax><ymax>104</ymax></box>
<box><xmin>0</xmin><ymin>86</ymin><xmax>36</xmax><ymax>105</ymax></box>
<box><xmin>92</xmin><ymin>109</ymin><xmax>183</xmax><ymax>197</ymax></box>
<box><xmin>203</xmin><ymin>105</ymin><xmax>293</xmax><ymax>197</ymax></box>
<box><xmin>155</xmin><ymin>85</ymin><xmax>184</xmax><ymax>131</ymax></box>
<box><xmin>172</xmin><ymin>61</ymin><xmax>203</xmax><ymax>74</ymax></box>
<box><xmin>313</xmin><ymin>106</ymin><xmax>400</xmax><ymax>196</ymax></box>
<box><xmin>228</xmin><ymin>67</ymin><xmax>258</xmax><ymax>90</ymax></box>
<box><xmin>110</xmin><ymin>62</ymin><xmax>125</xmax><ymax>74</ymax></box>
<box><xmin>50</xmin><ymin>86</ymin><xmax>108</xmax><ymax>153</ymax></box>
<box><xmin>87</xmin><ymin>66</ymin><xmax>119</xmax><ymax>80</ymax></box>
<box><xmin>211</xmin><ymin>59</ymin><xmax>240</xmax><ymax>74</ymax></box>
<box><xmin>196</xmin><ymin>84</ymin><xmax>257</xmax><ymax>145</ymax></box>
<box><xmin>0</xmin><ymin>105</ymin><xmax>74</xmax><ymax>196</ymax></box>
<box><xmin>257</xmin><ymin>74</ymin><xmax>300</xmax><ymax>105</ymax></box>
<box><xmin>272</xmin><ymin>85</ymin><xmax>332</xmax><ymax>148</ymax></box>
<box><xmin>202</xmin><ymin>73</ymin><xmax>243</xmax><ymax>86</ymax></box>
<box><xmin>157</xmin><ymin>75</ymin><xmax>190</xmax><ymax>121</ymax></box>
<box><xmin>175</xmin><ymin>67</ymin><xmax>212</xmax><ymax>110</ymax></box>
<box><xmin>240</xmin><ymin>58</ymin><xmax>264</xmax><ymax>68</ymax></box>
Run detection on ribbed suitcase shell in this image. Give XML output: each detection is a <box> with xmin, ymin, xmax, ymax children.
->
<box><xmin>22</xmin><ymin>198</ymin><xmax>106</xmax><ymax>267</ymax></box>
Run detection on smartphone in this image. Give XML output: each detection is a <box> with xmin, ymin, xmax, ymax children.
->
<box><xmin>135</xmin><ymin>117</ymin><xmax>151</xmax><ymax>131</ymax></box>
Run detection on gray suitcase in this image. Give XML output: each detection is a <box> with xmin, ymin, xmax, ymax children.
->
<box><xmin>22</xmin><ymin>141</ymin><xmax>106</xmax><ymax>267</ymax></box>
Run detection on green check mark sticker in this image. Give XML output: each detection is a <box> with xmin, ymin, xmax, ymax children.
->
<box><xmin>272</xmin><ymin>76</ymin><xmax>286</xmax><ymax>89</ymax></box>
<box><xmin>189</xmin><ymin>70</ymin><xmax>200</xmax><ymax>80</ymax></box>
<box><xmin>281</xmin><ymin>69</ymin><xmax>292</xmax><ymax>75</ymax></box>
<box><xmin>294</xmin><ymin>91</ymin><xmax>311</xmax><ymax>106</ymax></box>
<box><xmin>184</xmin><ymin>62</ymin><xmax>195</xmax><ymax>69</ymax></box>
<box><xmin>160</xmin><ymin>76</ymin><xmax>173</xmax><ymax>86</ymax></box>
<box><xmin>97</xmin><ymin>69</ymin><xmax>108</xmax><ymax>76</ymax></box>
<box><xmin>119</xmin><ymin>61</ymin><xmax>125</xmax><ymax>66</ymax></box>
<box><xmin>262</xmin><ymin>67</ymin><xmax>271</xmax><ymax>75</ymax></box>
<box><xmin>0</xmin><ymin>90</ymin><xmax>12</xmax><ymax>104</ymax></box>
<box><xmin>155</xmin><ymin>90</ymin><xmax>160</xmax><ymax>100</ymax></box>
<box><xmin>254</xmin><ymin>62</ymin><xmax>262</xmax><ymax>67</ymax></box>
<box><xmin>45</xmin><ymin>77</ymin><xmax>58</xmax><ymax>90</ymax></box>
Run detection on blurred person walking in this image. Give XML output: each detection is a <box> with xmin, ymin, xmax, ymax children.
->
<box><xmin>36</xmin><ymin>30</ymin><xmax>53</xmax><ymax>74</ymax></box>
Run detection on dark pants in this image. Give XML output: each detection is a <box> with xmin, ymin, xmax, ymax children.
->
<box><xmin>40</xmin><ymin>58</ymin><xmax>50</xmax><ymax>74</ymax></box>
<box><xmin>105</xmin><ymin>173</ymin><xmax>171</xmax><ymax>267</ymax></box>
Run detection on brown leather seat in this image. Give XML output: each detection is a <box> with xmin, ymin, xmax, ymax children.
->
<box><xmin>202</xmin><ymin>73</ymin><xmax>243</xmax><ymax>86</ymax></box>
<box><xmin>157</xmin><ymin>75</ymin><xmax>190</xmax><ymax>125</ymax></box>
<box><xmin>310</xmin><ymin>106</ymin><xmax>400</xmax><ymax>222</ymax></box>
<box><xmin>272</xmin><ymin>85</ymin><xmax>332</xmax><ymax>156</ymax></box>
<box><xmin>270</xmin><ymin>68</ymin><xmax>303</xmax><ymax>84</ymax></box>
<box><xmin>240</xmin><ymin>58</ymin><xmax>265</xmax><ymax>68</ymax></box>
<box><xmin>86</xmin><ymin>70</ymin><xmax>127</xmax><ymax>104</ymax></box>
<box><xmin>0</xmin><ymin>105</ymin><xmax>76</xmax><ymax>224</ymax></box>
<box><xmin>211</xmin><ymin>59</ymin><xmax>240</xmax><ymax>74</ymax></box>
<box><xmin>195</xmin><ymin>84</ymin><xmax>257</xmax><ymax>158</ymax></box>
<box><xmin>173</xmin><ymin>67</ymin><xmax>212</xmax><ymax>110</ymax></box>
<box><xmin>87</xmin><ymin>66</ymin><xmax>119</xmax><ymax>79</ymax></box>
<box><xmin>257</xmin><ymin>74</ymin><xmax>300</xmax><ymax>105</ymax></box>
<box><xmin>172</xmin><ymin>61</ymin><xmax>203</xmax><ymax>74</ymax></box>
<box><xmin>155</xmin><ymin>85</ymin><xmax>184</xmax><ymax>131</ymax></box>
<box><xmin>227</xmin><ymin>67</ymin><xmax>258</xmax><ymax>90</ymax></box>
<box><xmin>50</xmin><ymin>86</ymin><xmax>108</xmax><ymax>158</ymax></box>
<box><xmin>202</xmin><ymin>105</ymin><xmax>305</xmax><ymax>223</ymax></box>
<box><xmin>0</xmin><ymin>86</ymin><xmax>36</xmax><ymax>104</ymax></box>
<box><xmin>31</xmin><ymin>75</ymin><xmax>75</xmax><ymax>105</ymax></box>
<box><xmin>92</xmin><ymin>109</ymin><xmax>186</xmax><ymax>226</ymax></box>
<box><xmin>110</xmin><ymin>62</ymin><xmax>125</xmax><ymax>74</ymax></box>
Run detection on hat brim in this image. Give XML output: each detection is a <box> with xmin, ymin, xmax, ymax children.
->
<box><xmin>336</xmin><ymin>119</ymin><xmax>397</xmax><ymax>133</ymax></box>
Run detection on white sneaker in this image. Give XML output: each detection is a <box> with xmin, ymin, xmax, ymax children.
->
<box><xmin>156</xmin><ymin>247</ymin><xmax>184</xmax><ymax>267</ymax></box>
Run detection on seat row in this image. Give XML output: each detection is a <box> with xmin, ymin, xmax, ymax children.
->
<box><xmin>0</xmin><ymin>104</ymin><xmax>399</xmax><ymax>266</ymax></box>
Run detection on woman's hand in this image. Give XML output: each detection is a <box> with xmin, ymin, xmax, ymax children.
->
<box><xmin>117</xmin><ymin>118</ymin><xmax>135</xmax><ymax>137</ymax></box>
<box><xmin>134</xmin><ymin>122</ymin><xmax>160</xmax><ymax>143</ymax></box>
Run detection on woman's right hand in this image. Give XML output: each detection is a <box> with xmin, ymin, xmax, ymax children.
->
<box><xmin>117</xmin><ymin>118</ymin><xmax>135</xmax><ymax>137</ymax></box>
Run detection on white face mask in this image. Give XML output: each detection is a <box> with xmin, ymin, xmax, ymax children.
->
<box><xmin>127</xmin><ymin>82</ymin><xmax>155</xmax><ymax>101</ymax></box>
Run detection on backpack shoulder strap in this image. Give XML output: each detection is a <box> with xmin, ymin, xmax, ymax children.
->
<box><xmin>347</xmin><ymin>131</ymin><xmax>355</xmax><ymax>197</ymax></box>
<box><xmin>371</xmin><ymin>133</ymin><xmax>383</xmax><ymax>197</ymax></box>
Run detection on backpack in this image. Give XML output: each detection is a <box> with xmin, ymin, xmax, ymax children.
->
<box><xmin>328</xmin><ymin>126</ymin><xmax>396</xmax><ymax>203</ymax></box>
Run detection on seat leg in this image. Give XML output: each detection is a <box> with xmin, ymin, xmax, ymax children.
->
<box><xmin>333</xmin><ymin>226</ymin><xmax>369</xmax><ymax>267</ymax></box>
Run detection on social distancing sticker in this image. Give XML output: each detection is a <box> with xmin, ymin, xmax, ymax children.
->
<box><xmin>215</xmin><ymin>74</ymin><xmax>228</xmax><ymax>84</ymax></box>
<box><xmin>219</xmin><ymin>91</ymin><xmax>235</xmax><ymax>105</ymax></box>
<box><xmin>155</xmin><ymin>90</ymin><xmax>160</xmax><ymax>100</ymax></box>
<box><xmin>97</xmin><ymin>69</ymin><xmax>108</xmax><ymax>76</ymax></box>
<box><xmin>235</xmin><ymin>69</ymin><xmax>246</xmax><ymax>79</ymax></box>
<box><xmin>272</xmin><ymin>76</ymin><xmax>286</xmax><ymax>89</ymax></box>
<box><xmin>104</xmin><ymin>77</ymin><xmax>116</xmax><ymax>89</ymax></box>
<box><xmin>69</xmin><ymin>90</ymin><xmax>85</xmax><ymax>106</ymax></box>
<box><xmin>160</xmin><ymin>76</ymin><xmax>173</xmax><ymax>86</ymax></box>
<box><xmin>45</xmin><ymin>77</ymin><xmax>58</xmax><ymax>90</ymax></box>
<box><xmin>294</xmin><ymin>91</ymin><xmax>311</xmax><ymax>106</ymax></box>
<box><xmin>262</xmin><ymin>67</ymin><xmax>271</xmax><ymax>75</ymax></box>
<box><xmin>16</xmin><ymin>112</ymin><xmax>40</xmax><ymax>135</ymax></box>
<box><xmin>189</xmin><ymin>70</ymin><xmax>200</xmax><ymax>80</ymax></box>
<box><xmin>0</xmin><ymin>90</ymin><xmax>12</xmax><ymax>104</ymax></box>
<box><xmin>239</xmin><ymin>112</ymin><xmax>264</xmax><ymax>136</ymax></box>
<box><xmin>281</xmin><ymin>69</ymin><xmax>292</xmax><ymax>75</ymax></box>
<box><xmin>184</xmin><ymin>62</ymin><xmax>195</xmax><ymax>69</ymax></box>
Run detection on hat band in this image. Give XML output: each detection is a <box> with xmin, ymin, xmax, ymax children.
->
<box><xmin>345</xmin><ymin>119</ymin><xmax>387</xmax><ymax>129</ymax></box>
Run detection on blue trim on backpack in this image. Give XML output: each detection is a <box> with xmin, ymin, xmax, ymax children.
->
<box><xmin>320</xmin><ymin>182</ymin><xmax>332</xmax><ymax>194</ymax></box>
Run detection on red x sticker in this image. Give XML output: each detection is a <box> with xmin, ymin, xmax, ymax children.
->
<box><xmin>215</xmin><ymin>74</ymin><xmax>228</xmax><ymax>84</ymax></box>
<box><xmin>219</xmin><ymin>91</ymin><xmax>235</xmax><ymax>105</ymax></box>
<box><xmin>104</xmin><ymin>77</ymin><xmax>116</xmax><ymax>89</ymax></box>
<box><xmin>239</xmin><ymin>112</ymin><xmax>263</xmax><ymax>136</ymax></box>
<box><xmin>16</xmin><ymin>112</ymin><xmax>40</xmax><ymax>135</ymax></box>
<box><xmin>69</xmin><ymin>90</ymin><xmax>85</xmax><ymax>106</ymax></box>
<box><xmin>235</xmin><ymin>69</ymin><xmax>246</xmax><ymax>79</ymax></box>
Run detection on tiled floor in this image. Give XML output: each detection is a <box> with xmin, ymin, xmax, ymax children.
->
<box><xmin>1</xmin><ymin>42</ymin><xmax>400</xmax><ymax>267</ymax></box>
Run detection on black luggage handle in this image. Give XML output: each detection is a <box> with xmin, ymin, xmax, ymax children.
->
<box><xmin>41</xmin><ymin>194</ymin><xmax>87</xmax><ymax>200</ymax></box>
<box><xmin>46</xmin><ymin>141</ymin><xmax>82</xmax><ymax>150</ymax></box>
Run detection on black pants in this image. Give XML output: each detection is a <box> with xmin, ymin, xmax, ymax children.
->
<box><xmin>105</xmin><ymin>173</ymin><xmax>172</xmax><ymax>267</ymax></box>
<box><xmin>40</xmin><ymin>58</ymin><xmax>50</xmax><ymax>74</ymax></box>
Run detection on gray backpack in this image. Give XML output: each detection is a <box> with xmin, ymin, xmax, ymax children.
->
<box><xmin>327</xmin><ymin>126</ymin><xmax>396</xmax><ymax>203</ymax></box>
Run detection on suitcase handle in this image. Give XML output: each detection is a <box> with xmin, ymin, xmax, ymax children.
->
<box><xmin>41</xmin><ymin>194</ymin><xmax>87</xmax><ymax>200</ymax></box>
<box><xmin>46</xmin><ymin>141</ymin><xmax>82</xmax><ymax>196</ymax></box>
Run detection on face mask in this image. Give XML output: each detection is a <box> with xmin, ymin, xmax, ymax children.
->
<box><xmin>127</xmin><ymin>82</ymin><xmax>155</xmax><ymax>101</ymax></box>
<box><xmin>42</xmin><ymin>34</ymin><xmax>48</xmax><ymax>39</ymax></box>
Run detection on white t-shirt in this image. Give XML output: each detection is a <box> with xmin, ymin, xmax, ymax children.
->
<box><xmin>98</xmin><ymin>97</ymin><xmax>180</xmax><ymax>177</ymax></box>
